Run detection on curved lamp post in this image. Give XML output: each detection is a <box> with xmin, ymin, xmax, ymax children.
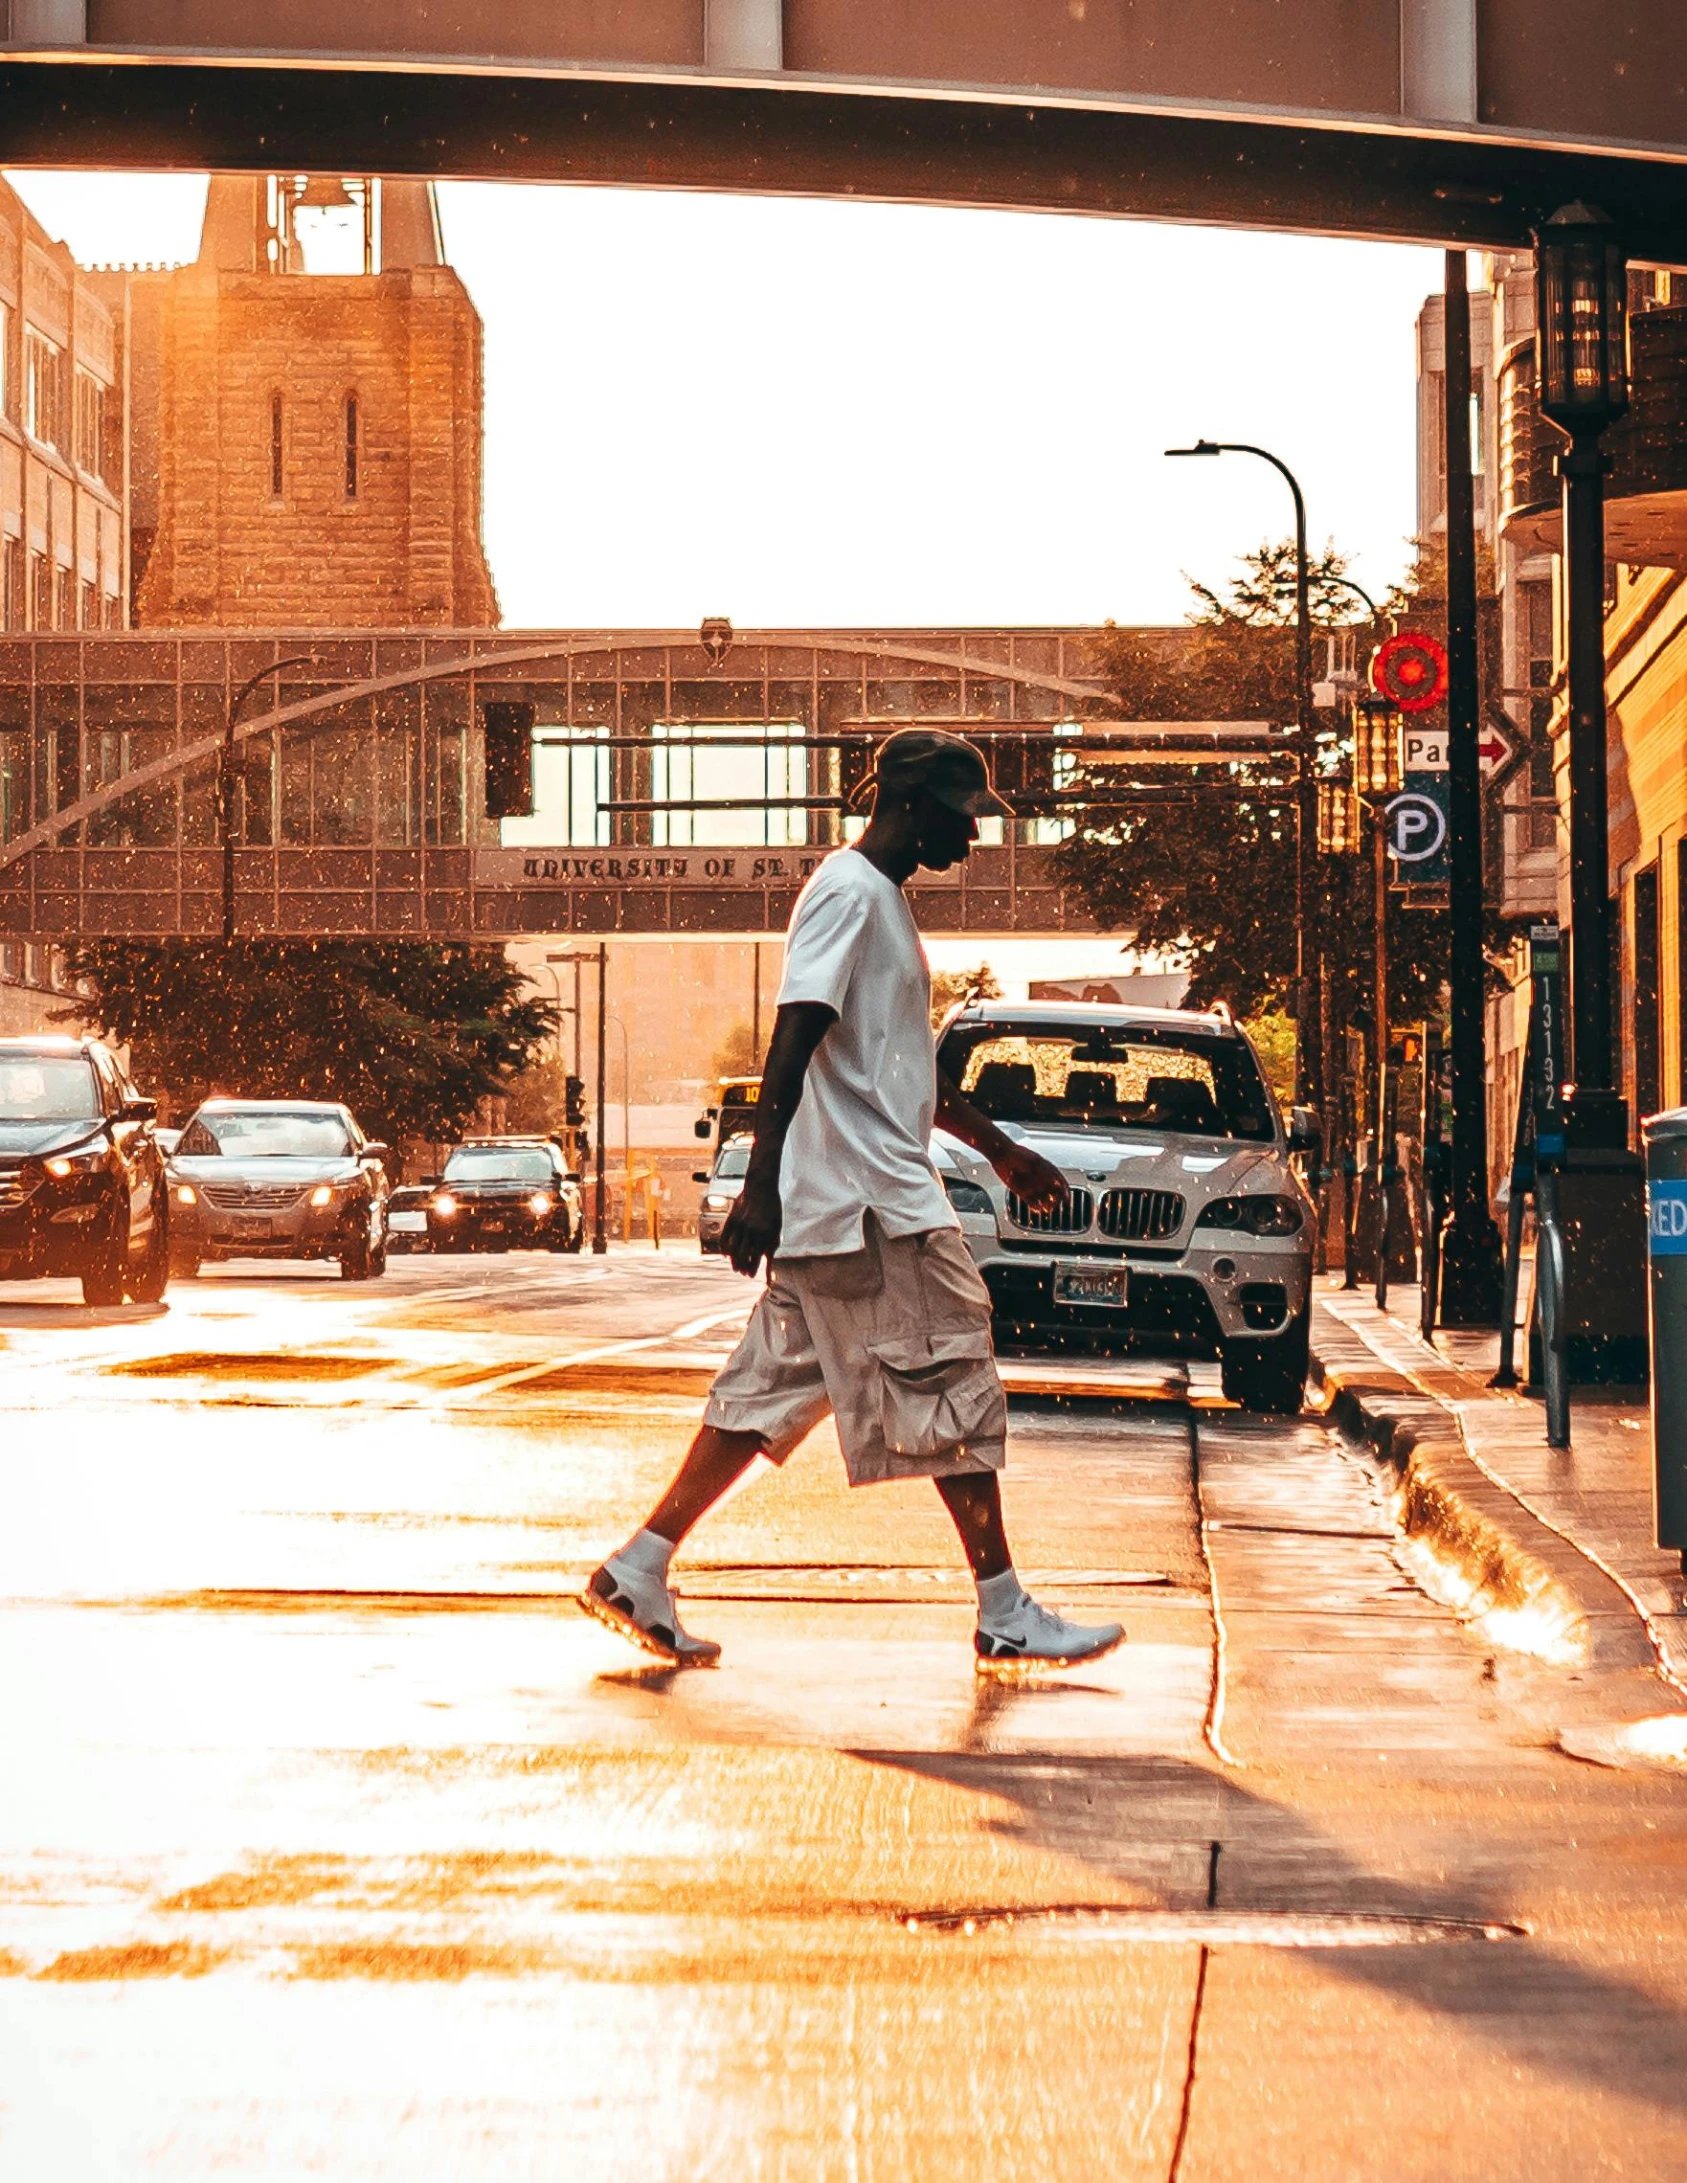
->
<box><xmin>220</xmin><ymin>654</ymin><xmax>316</xmax><ymax>943</ymax></box>
<box><xmin>1166</xmin><ymin>440</ymin><xmax>1316</xmax><ymax>1104</ymax></box>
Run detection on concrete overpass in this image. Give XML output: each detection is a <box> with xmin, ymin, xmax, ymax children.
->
<box><xmin>0</xmin><ymin>626</ymin><xmax>1267</xmax><ymax>939</ymax></box>
<box><xmin>2</xmin><ymin>4</ymin><xmax>1686</xmax><ymax>255</ymax></box>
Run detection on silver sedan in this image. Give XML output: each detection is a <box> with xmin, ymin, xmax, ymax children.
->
<box><xmin>167</xmin><ymin>1100</ymin><xmax>390</xmax><ymax>1281</ymax></box>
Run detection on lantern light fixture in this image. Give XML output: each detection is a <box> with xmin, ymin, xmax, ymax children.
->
<box><xmin>1354</xmin><ymin>694</ymin><xmax>1403</xmax><ymax>798</ymax></box>
<box><xmin>1534</xmin><ymin>202</ymin><xmax>1630</xmax><ymax>433</ymax></box>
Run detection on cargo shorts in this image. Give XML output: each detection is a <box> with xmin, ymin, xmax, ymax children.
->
<box><xmin>703</xmin><ymin>1213</ymin><xmax>1007</xmax><ymax>1487</ymax></box>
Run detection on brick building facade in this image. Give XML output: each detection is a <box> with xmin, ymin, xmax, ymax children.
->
<box><xmin>131</xmin><ymin>176</ymin><xmax>497</xmax><ymax>630</ymax></box>
<box><xmin>0</xmin><ymin>174</ymin><xmax>127</xmax><ymax>638</ymax></box>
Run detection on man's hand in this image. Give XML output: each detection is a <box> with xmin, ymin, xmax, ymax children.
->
<box><xmin>721</xmin><ymin>1174</ymin><xmax>783</xmax><ymax>1279</ymax></box>
<box><xmin>992</xmin><ymin>1139</ymin><xmax>1068</xmax><ymax>1213</ymax></box>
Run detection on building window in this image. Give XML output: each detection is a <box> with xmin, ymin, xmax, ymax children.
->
<box><xmin>103</xmin><ymin>588</ymin><xmax>122</xmax><ymax>630</ymax></box>
<box><xmin>270</xmin><ymin>393</ymin><xmax>284</xmax><ymax>500</ymax></box>
<box><xmin>28</xmin><ymin>554</ymin><xmax>50</xmax><ymax>629</ymax></box>
<box><xmin>54</xmin><ymin>567</ymin><xmax>73</xmax><ymax>631</ymax></box>
<box><xmin>25</xmin><ymin>328</ymin><xmax>65</xmax><ymax>450</ymax></box>
<box><xmin>78</xmin><ymin>579</ymin><xmax>96</xmax><ymax>630</ymax></box>
<box><xmin>74</xmin><ymin>371</ymin><xmax>105</xmax><ymax>481</ymax></box>
<box><xmin>0</xmin><ymin>299</ymin><xmax>10</xmax><ymax>420</ymax></box>
<box><xmin>344</xmin><ymin>393</ymin><xmax>359</xmax><ymax>498</ymax></box>
<box><xmin>1</xmin><ymin>538</ymin><xmax>20</xmax><ymax>631</ymax></box>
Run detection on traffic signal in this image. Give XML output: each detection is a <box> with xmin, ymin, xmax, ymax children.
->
<box><xmin>564</xmin><ymin>1075</ymin><xmax>586</xmax><ymax>1129</ymax></box>
<box><xmin>481</xmin><ymin>700</ymin><xmax>535</xmax><ymax>818</ymax></box>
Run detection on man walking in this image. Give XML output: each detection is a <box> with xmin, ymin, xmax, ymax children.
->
<box><xmin>583</xmin><ymin>728</ymin><xmax>1124</xmax><ymax>1675</ymax></box>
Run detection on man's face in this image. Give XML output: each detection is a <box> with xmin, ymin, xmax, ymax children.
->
<box><xmin>913</xmin><ymin>792</ymin><xmax>979</xmax><ymax>872</ymax></box>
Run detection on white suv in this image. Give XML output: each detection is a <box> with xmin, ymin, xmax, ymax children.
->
<box><xmin>934</xmin><ymin>1000</ymin><xmax>1315</xmax><ymax>1413</ymax></box>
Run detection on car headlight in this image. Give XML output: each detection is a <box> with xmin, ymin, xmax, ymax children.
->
<box><xmin>431</xmin><ymin>1193</ymin><xmax>456</xmax><ymax>1217</ymax></box>
<box><xmin>1196</xmin><ymin>1194</ymin><xmax>1304</xmax><ymax>1236</ymax></box>
<box><xmin>528</xmin><ymin>1192</ymin><xmax>552</xmax><ymax>1216</ymax></box>
<box><xmin>44</xmin><ymin>1147</ymin><xmax>106</xmax><ymax>1178</ymax></box>
<box><xmin>175</xmin><ymin>1182</ymin><xmax>198</xmax><ymax>1206</ymax></box>
<box><xmin>703</xmin><ymin>1192</ymin><xmax>731</xmax><ymax>1210</ymax></box>
<box><xmin>942</xmin><ymin>1176</ymin><xmax>994</xmax><ymax>1215</ymax></box>
<box><xmin>309</xmin><ymin>1184</ymin><xmax>336</xmax><ymax>1207</ymax></box>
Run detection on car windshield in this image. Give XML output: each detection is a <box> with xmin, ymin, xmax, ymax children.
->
<box><xmin>444</xmin><ymin>1148</ymin><xmax>553</xmax><ymax>1183</ymax></box>
<box><xmin>0</xmin><ymin>1055</ymin><xmax>102</xmax><ymax>1121</ymax></box>
<box><xmin>713</xmin><ymin>1142</ymin><xmax>751</xmax><ymax>1180</ymax></box>
<box><xmin>180</xmin><ymin>1109</ymin><xmax>356</xmax><ymax>1158</ymax></box>
<box><xmin>938</xmin><ymin>1022</ymin><xmax>1276</xmax><ymax>1142</ymax></box>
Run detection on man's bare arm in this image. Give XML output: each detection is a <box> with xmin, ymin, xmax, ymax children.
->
<box><xmin>719</xmin><ymin>1001</ymin><xmax>836</xmax><ymax>1277</ymax></box>
<box><xmin>935</xmin><ymin>1067</ymin><xmax>1067</xmax><ymax>1214</ymax></box>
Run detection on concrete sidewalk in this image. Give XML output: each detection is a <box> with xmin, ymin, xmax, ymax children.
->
<box><xmin>1312</xmin><ymin>1279</ymin><xmax>1687</xmax><ymax>1731</ymax></box>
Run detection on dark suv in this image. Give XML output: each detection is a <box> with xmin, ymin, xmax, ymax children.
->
<box><xmin>427</xmin><ymin>1137</ymin><xmax>584</xmax><ymax>1253</ymax></box>
<box><xmin>0</xmin><ymin>1035</ymin><xmax>170</xmax><ymax>1305</ymax></box>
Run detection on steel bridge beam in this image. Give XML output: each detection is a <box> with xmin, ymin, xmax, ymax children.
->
<box><xmin>2</xmin><ymin>45</ymin><xmax>1687</xmax><ymax>256</ymax></box>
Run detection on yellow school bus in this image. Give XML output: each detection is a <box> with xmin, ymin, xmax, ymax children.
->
<box><xmin>696</xmin><ymin>1075</ymin><xmax>760</xmax><ymax>1149</ymax></box>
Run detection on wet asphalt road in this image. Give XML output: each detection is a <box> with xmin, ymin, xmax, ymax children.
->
<box><xmin>2</xmin><ymin>1250</ymin><xmax>1685</xmax><ymax>2179</ymax></box>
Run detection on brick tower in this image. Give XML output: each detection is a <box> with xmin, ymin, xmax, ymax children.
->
<box><xmin>133</xmin><ymin>175</ymin><xmax>498</xmax><ymax>629</ymax></box>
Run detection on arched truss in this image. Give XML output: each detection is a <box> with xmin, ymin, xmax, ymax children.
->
<box><xmin>0</xmin><ymin>631</ymin><xmax>1123</xmax><ymax>872</ymax></box>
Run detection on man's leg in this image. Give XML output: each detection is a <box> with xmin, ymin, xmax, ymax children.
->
<box><xmin>645</xmin><ymin>1424</ymin><xmax>766</xmax><ymax>1545</ymax></box>
<box><xmin>933</xmin><ymin>1466</ymin><xmax>1126</xmax><ymax>1674</ymax></box>
<box><xmin>583</xmin><ymin>1425</ymin><xmax>764</xmax><ymax>1666</ymax></box>
<box><xmin>933</xmin><ymin>1470</ymin><xmax>1011</xmax><ymax>1580</ymax></box>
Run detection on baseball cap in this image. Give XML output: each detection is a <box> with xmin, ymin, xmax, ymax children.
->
<box><xmin>856</xmin><ymin>727</ymin><xmax>1014</xmax><ymax>819</ymax></box>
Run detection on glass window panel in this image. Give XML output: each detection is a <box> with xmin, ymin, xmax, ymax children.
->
<box><xmin>649</xmin><ymin>722</ymin><xmax>806</xmax><ymax>847</ymax></box>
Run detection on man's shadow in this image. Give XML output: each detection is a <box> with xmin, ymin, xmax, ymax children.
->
<box><xmin>855</xmin><ymin>1683</ymin><xmax>1687</xmax><ymax>2126</ymax></box>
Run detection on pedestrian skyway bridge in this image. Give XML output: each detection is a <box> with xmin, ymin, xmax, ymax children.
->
<box><xmin>0</xmin><ymin>627</ymin><xmax>1278</xmax><ymax>940</ymax></box>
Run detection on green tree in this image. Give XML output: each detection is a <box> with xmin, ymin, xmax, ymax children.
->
<box><xmin>64</xmin><ymin>940</ymin><xmax>556</xmax><ymax>1160</ymax></box>
<box><xmin>929</xmin><ymin>961</ymin><xmax>1003</xmax><ymax>1028</ymax></box>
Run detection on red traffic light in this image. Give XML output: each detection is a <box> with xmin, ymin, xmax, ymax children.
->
<box><xmin>1371</xmin><ymin>631</ymin><xmax>1449</xmax><ymax>714</ymax></box>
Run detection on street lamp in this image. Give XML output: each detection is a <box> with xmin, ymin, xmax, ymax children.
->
<box><xmin>220</xmin><ymin>654</ymin><xmax>315</xmax><ymax>943</ymax></box>
<box><xmin>1534</xmin><ymin>202</ymin><xmax>1629</xmax><ymax>1136</ymax></box>
<box><xmin>1166</xmin><ymin>439</ymin><xmax>1317</xmax><ymax>1105</ymax></box>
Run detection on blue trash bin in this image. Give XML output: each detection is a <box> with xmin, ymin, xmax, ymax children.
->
<box><xmin>1643</xmin><ymin>1107</ymin><xmax>1687</xmax><ymax>1568</ymax></box>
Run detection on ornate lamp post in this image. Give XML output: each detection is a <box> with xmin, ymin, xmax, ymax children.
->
<box><xmin>1534</xmin><ymin>202</ymin><xmax>1630</xmax><ymax>1143</ymax></box>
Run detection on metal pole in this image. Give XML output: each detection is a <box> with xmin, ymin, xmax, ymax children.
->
<box><xmin>1290</xmin><ymin>474</ymin><xmax>1315</xmax><ymax>1107</ymax></box>
<box><xmin>1373</xmin><ymin>807</ymin><xmax>1391</xmax><ymax>1310</ymax></box>
<box><xmin>1561</xmin><ymin>428</ymin><xmax>1615</xmax><ymax>1100</ymax></box>
<box><xmin>1163</xmin><ymin>440</ymin><xmax>1315</xmax><ymax>1103</ymax></box>
<box><xmin>1437</xmin><ymin>250</ymin><xmax>1504</xmax><ymax>1322</ymax></box>
<box><xmin>220</xmin><ymin>654</ymin><xmax>313</xmax><ymax>945</ymax></box>
<box><xmin>592</xmin><ymin>941</ymin><xmax>608</xmax><ymax>1254</ymax></box>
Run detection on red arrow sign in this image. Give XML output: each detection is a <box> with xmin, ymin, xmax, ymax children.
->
<box><xmin>1478</xmin><ymin>719</ymin><xmax>1518</xmax><ymax>776</ymax></box>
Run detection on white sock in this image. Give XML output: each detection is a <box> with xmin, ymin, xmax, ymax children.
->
<box><xmin>613</xmin><ymin>1528</ymin><xmax>675</xmax><ymax>1583</ymax></box>
<box><xmin>975</xmin><ymin>1566</ymin><xmax>1028</xmax><ymax>1628</ymax></box>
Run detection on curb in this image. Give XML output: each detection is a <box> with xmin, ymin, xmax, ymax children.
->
<box><xmin>1311</xmin><ymin>1333</ymin><xmax>1659</xmax><ymax>1679</ymax></box>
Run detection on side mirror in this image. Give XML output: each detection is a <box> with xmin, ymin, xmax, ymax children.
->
<box><xmin>1287</xmin><ymin>1105</ymin><xmax>1322</xmax><ymax>1155</ymax></box>
<box><xmin>693</xmin><ymin>1119</ymin><xmax>711</xmax><ymax>1140</ymax></box>
<box><xmin>361</xmin><ymin>1141</ymin><xmax>391</xmax><ymax>1160</ymax></box>
<box><xmin>123</xmin><ymin>1097</ymin><xmax>158</xmax><ymax>1122</ymax></box>
<box><xmin>692</xmin><ymin>1170</ymin><xmax>710</xmax><ymax>1184</ymax></box>
<box><xmin>564</xmin><ymin>1171</ymin><xmax>582</xmax><ymax>1184</ymax></box>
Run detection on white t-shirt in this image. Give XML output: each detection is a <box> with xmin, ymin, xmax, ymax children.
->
<box><xmin>774</xmin><ymin>849</ymin><xmax>957</xmax><ymax>1257</ymax></box>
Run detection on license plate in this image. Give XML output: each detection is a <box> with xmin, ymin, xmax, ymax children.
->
<box><xmin>1054</xmin><ymin>1264</ymin><xmax>1129</xmax><ymax>1308</ymax></box>
<box><xmin>235</xmin><ymin>1217</ymin><xmax>277</xmax><ymax>1240</ymax></box>
<box><xmin>388</xmin><ymin>1211</ymin><xmax>426</xmax><ymax>1232</ymax></box>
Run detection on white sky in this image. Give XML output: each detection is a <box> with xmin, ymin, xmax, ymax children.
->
<box><xmin>7</xmin><ymin>169</ymin><xmax>1441</xmax><ymax>631</ymax></box>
